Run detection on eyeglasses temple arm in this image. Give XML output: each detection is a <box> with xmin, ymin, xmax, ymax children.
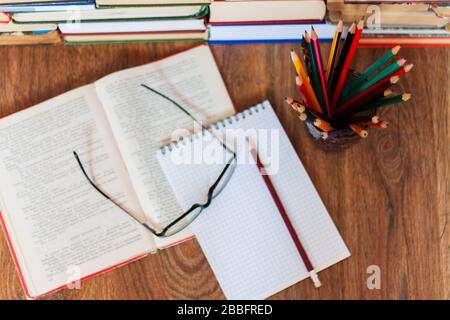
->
<box><xmin>140</xmin><ymin>84</ymin><xmax>236</xmax><ymax>157</ymax></box>
<box><xmin>72</xmin><ymin>151</ymin><xmax>159</xmax><ymax>235</ymax></box>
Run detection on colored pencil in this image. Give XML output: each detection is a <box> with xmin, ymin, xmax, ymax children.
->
<box><xmin>247</xmin><ymin>138</ymin><xmax>322</xmax><ymax>288</ymax></box>
<box><xmin>341</xmin><ymin>45</ymin><xmax>401</xmax><ymax>97</ymax></box>
<box><xmin>336</xmin><ymin>76</ymin><xmax>399</xmax><ymax>116</ymax></box>
<box><xmin>348</xmin><ymin>123</ymin><xmax>368</xmax><ymax>138</ymax></box>
<box><xmin>288</xmin><ymin>22</ymin><xmax>412</xmax><ymax>139</ymax></box>
<box><xmin>367</xmin><ymin>121</ymin><xmax>388</xmax><ymax>128</ymax></box>
<box><xmin>298</xmin><ymin>113</ymin><xmax>308</xmax><ymax>121</ymax></box>
<box><xmin>342</xmin><ymin>58</ymin><xmax>406</xmax><ymax>101</ymax></box>
<box><xmin>301</xmin><ymin>35</ymin><xmax>313</xmax><ymax>78</ymax></box>
<box><xmin>325</xmin><ymin>128</ymin><xmax>352</xmax><ymax>138</ymax></box>
<box><xmin>304</xmin><ymin>32</ymin><xmax>327</xmax><ymax>115</ymax></box>
<box><xmin>290</xmin><ymin>49</ymin><xmax>322</xmax><ymax>113</ymax></box>
<box><xmin>326</xmin><ymin>20</ymin><xmax>343</xmax><ymax>84</ymax></box>
<box><xmin>302</xmin><ymin>107</ymin><xmax>330</xmax><ymax>128</ymax></box>
<box><xmin>390</xmin><ymin>63</ymin><xmax>414</xmax><ymax>77</ymax></box>
<box><xmin>331</xmin><ymin>19</ymin><xmax>364</xmax><ymax>111</ymax></box>
<box><xmin>295</xmin><ymin>76</ymin><xmax>310</xmax><ymax>106</ymax></box>
<box><xmin>360</xmin><ymin>93</ymin><xmax>411</xmax><ymax>111</ymax></box>
<box><xmin>382</xmin><ymin>89</ymin><xmax>393</xmax><ymax>97</ymax></box>
<box><xmin>314</xmin><ymin>118</ymin><xmax>334</xmax><ymax>132</ymax></box>
<box><xmin>285</xmin><ymin>96</ymin><xmax>306</xmax><ymax>114</ymax></box>
<box><xmin>328</xmin><ymin>22</ymin><xmax>355</xmax><ymax>95</ymax></box>
<box><xmin>302</xmin><ymin>108</ymin><xmax>335</xmax><ymax>133</ymax></box>
<box><xmin>295</xmin><ymin>76</ymin><xmax>323</xmax><ymax>114</ymax></box>
<box><xmin>311</xmin><ymin>27</ymin><xmax>331</xmax><ymax>117</ymax></box>
<box><xmin>350</xmin><ymin>115</ymin><xmax>380</xmax><ymax>124</ymax></box>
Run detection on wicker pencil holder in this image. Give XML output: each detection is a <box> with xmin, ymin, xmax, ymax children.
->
<box><xmin>304</xmin><ymin>121</ymin><xmax>362</xmax><ymax>151</ymax></box>
<box><xmin>300</xmin><ymin>71</ymin><xmax>376</xmax><ymax>152</ymax></box>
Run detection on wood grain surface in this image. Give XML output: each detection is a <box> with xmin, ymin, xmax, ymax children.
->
<box><xmin>0</xmin><ymin>42</ymin><xmax>448</xmax><ymax>300</ymax></box>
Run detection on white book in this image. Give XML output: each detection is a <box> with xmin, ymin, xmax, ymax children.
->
<box><xmin>157</xmin><ymin>101</ymin><xmax>350</xmax><ymax>299</ymax></box>
<box><xmin>208</xmin><ymin>23</ymin><xmax>340</xmax><ymax>43</ymax></box>
<box><xmin>58</xmin><ymin>19</ymin><xmax>206</xmax><ymax>35</ymax></box>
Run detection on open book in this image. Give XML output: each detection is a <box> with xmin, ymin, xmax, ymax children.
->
<box><xmin>0</xmin><ymin>45</ymin><xmax>234</xmax><ymax>298</ymax></box>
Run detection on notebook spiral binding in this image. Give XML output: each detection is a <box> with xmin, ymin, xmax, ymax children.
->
<box><xmin>159</xmin><ymin>102</ymin><xmax>267</xmax><ymax>155</ymax></box>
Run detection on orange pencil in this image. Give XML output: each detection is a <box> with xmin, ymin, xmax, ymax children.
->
<box><xmin>290</xmin><ymin>50</ymin><xmax>322</xmax><ymax>113</ymax></box>
<box><xmin>295</xmin><ymin>76</ymin><xmax>322</xmax><ymax>114</ymax></box>
<box><xmin>313</xmin><ymin>118</ymin><xmax>334</xmax><ymax>132</ymax></box>
<box><xmin>349</xmin><ymin>123</ymin><xmax>368</xmax><ymax>138</ymax></box>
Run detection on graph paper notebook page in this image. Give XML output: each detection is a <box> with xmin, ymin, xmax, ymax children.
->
<box><xmin>157</xmin><ymin>101</ymin><xmax>350</xmax><ymax>300</ymax></box>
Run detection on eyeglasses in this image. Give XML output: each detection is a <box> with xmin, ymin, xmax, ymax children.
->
<box><xmin>73</xmin><ymin>85</ymin><xmax>237</xmax><ymax>237</ymax></box>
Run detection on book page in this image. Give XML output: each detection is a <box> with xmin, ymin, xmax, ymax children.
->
<box><xmin>0</xmin><ymin>85</ymin><xmax>156</xmax><ymax>298</ymax></box>
<box><xmin>94</xmin><ymin>45</ymin><xmax>234</xmax><ymax>248</ymax></box>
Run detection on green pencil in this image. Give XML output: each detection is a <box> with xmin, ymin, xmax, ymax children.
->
<box><xmin>342</xmin><ymin>58</ymin><xmax>406</xmax><ymax>102</ymax></box>
<box><xmin>342</xmin><ymin>45</ymin><xmax>401</xmax><ymax>97</ymax></box>
<box><xmin>361</xmin><ymin>93</ymin><xmax>411</xmax><ymax>111</ymax></box>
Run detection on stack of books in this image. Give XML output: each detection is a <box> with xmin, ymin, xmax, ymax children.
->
<box><xmin>0</xmin><ymin>1</ymin><xmax>64</xmax><ymax>45</ymax></box>
<box><xmin>328</xmin><ymin>0</ymin><xmax>450</xmax><ymax>46</ymax></box>
<box><xmin>0</xmin><ymin>0</ymin><xmax>210</xmax><ymax>44</ymax></box>
<box><xmin>0</xmin><ymin>0</ymin><xmax>449</xmax><ymax>46</ymax></box>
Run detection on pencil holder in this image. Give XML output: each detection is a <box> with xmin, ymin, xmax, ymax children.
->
<box><xmin>288</xmin><ymin>24</ymin><xmax>412</xmax><ymax>153</ymax></box>
<box><xmin>304</xmin><ymin>120</ymin><xmax>361</xmax><ymax>151</ymax></box>
<box><xmin>302</xmin><ymin>71</ymin><xmax>376</xmax><ymax>152</ymax></box>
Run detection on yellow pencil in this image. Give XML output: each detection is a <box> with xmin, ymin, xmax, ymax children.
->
<box><xmin>326</xmin><ymin>20</ymin><xmax>343</xmax><ymax>84</ymax></box>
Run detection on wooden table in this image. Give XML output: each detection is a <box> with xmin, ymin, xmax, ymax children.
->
<box><xmin>0</xmin><ymin>42</ymin><xmax>448</xmax><ymax>300</ymax></box>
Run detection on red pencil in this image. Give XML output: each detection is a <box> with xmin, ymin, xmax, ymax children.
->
<box><xmin>247</xmin><ymin>138</ymin><xmax>321</xmax><ymax>288</ymax></box>
<box><xmin>295</xmin><ymin>76</ymin><xmax>310</xmax><ymax>106</ymax></box>
<box><xmin>390</xmin><ymin>63</ymin><xmax>414</xmax><ymax>77</ymax></box>
<box><xmin>311</xmin><ymin>27</ymin><xmax>331</xmax><ymax>117</ymax></box>
<box><xmin>296</xmin><ymin>76</ymin><xmax>323</xmax><ymax>114</ymax></box>
<box><xmin>331</xmin><ymin>19</ymin><xmax>364</xmax><ymax>111</ymax></box>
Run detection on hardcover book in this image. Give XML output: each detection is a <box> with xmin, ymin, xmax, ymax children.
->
<box><xmin>0</xmin><ymin>45</ymin><xmax>234</xmax><ymax>298</ymax></box>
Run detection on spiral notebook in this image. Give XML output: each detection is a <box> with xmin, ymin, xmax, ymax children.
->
<box><xmin>157</xmin><ymin>101</ymin><xmax>350</xmax><ymax>300</ymax></box>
